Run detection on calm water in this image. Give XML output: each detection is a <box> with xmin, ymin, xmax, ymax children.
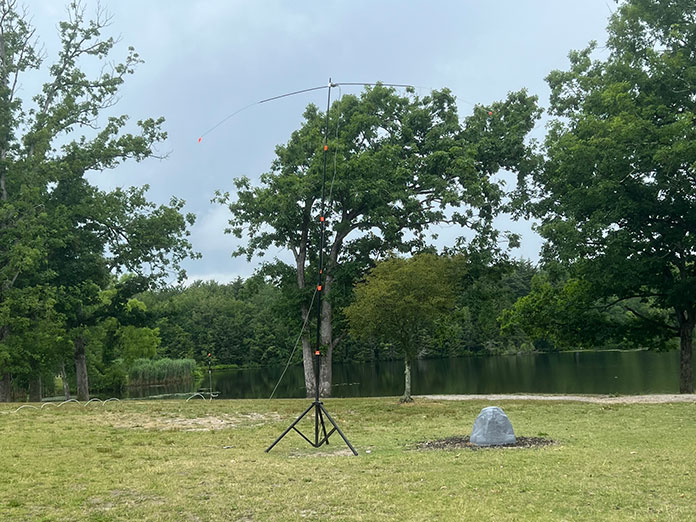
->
<box><xmin>129</xmin><ymin>350</ymin><xmax>685</xmax><ymax>399</ymax></box>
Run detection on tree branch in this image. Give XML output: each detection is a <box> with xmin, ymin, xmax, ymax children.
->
<box><xmin>623</xmin><ymin>305</ymin><xmax>678</xmax><ymax>333</ymax></box>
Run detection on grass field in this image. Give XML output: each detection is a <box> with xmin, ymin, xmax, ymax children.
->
<box><xmin>1</xmin><ymin>397</ymin><xmax>695</xmax><ymax>521</ymax></box>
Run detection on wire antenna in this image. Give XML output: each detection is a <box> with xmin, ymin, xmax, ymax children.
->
<box><xmin>197</xmin><ymin>81</ymin><xmax>414</xmax><ymax>142</ymax></box>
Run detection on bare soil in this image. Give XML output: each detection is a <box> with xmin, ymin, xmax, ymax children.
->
<box><xmin>416</xmin><ymin>435</ymin><xmax>555</xmax><ymax>451</ymax></box>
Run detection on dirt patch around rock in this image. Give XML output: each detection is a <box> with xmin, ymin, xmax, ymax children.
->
<box><xmin>416</xmin><ymin>435</ymin><xmax>556</xmax><ymax>451</ymax></box>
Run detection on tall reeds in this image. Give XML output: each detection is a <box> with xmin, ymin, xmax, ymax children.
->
<box><xmin>128</xmin><ymin>358</ymin><xmax>197</xmax><ymax>387</ymax></box>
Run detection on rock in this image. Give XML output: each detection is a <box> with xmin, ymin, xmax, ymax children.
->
<box><xmin>470</xmin><ymin>406</ymin><xmax>516</xmax><ymax>446</ymax></box>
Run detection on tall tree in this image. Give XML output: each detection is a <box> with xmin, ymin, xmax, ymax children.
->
<box><xmin>217</xmin><ymin>85</ymin><xmax>540</xmax><ymax>396</ymax></box>
<box><xmin>0</xmin><ymin>1</ymin><xmax>197</xmax><ymax>400</ymax></box>
<box><xmin>344</xmin><ymin>254</ymin><xmax>456</xmax><ymax>402</ymax></box>
<box><xmin>520</xmin><ymin>0</ymin><xmax>696</xmax><ymax>392</ymax></box>
<box><xmin>49</xmin><ymin>184</ymin><xmax>195</xmax><ymax>400</ymax></box>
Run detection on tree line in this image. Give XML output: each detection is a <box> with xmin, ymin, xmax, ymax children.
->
<box><xmin>142</xmin><ymin>258</ymin><xmax>540</xmax><ymax>368</ymax></box>
<box><xmin>1</xmin><ymin>0</ymin><xmax>694</xmax><ymax>401</ymax></box>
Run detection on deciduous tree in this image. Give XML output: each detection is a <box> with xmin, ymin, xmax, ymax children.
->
<box><xmin>0</xmin><ymin>1</ymin><xmax>196</xmax><ymax>400</ymax></box>
<box><xmin>218</xmin><ymin>85</ymin><xmax>540</xmax><ymax>396</ymax></box>
<box><xmin>520</xmin><ymin>0</ymin><xmax>696</xmax><ymax>392</ymax></box>
<box><xmin>344</xmin><ymin>254</ymin><xmax>456</xmax><ymax>402</ymax></box>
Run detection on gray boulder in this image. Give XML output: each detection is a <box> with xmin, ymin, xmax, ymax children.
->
<box><xmin>470</xmin><ymin>406</ymin><xmax>516</xmax><ymax>446</ymax></box>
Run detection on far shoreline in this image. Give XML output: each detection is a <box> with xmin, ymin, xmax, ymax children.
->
<box><xmin>418</xmin><ymin>393</ymin><xmax>696</xmax><ymax>404</ymax></box>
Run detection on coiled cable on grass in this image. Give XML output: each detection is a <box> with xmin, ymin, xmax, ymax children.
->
<box><xmin>186</xmin><ymin>392</ymin><xmax>208</xmax><ymax>402</ymax></box>
<box><xmin>7</xmin><ymin>397</ymin><xmax>121</xmax><ymax>413</ymax></box>
<box><xmin>57</xmin><ymin>399</ymin><xmax>80</xmax><ymax>407</ymax></box>
<box><xmin>13</xmin><ymin>404</ymin><xmax>39</xmax><ymax>412</ymax></box>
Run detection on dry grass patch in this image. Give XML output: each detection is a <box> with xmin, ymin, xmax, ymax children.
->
<box><xmin>97</xmin><ymin>411</ymin><xmax>282</xmax><ymax>431</ymax></box>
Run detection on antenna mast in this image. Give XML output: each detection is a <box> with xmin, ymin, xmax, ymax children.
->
<box><xmin>266</xmin><ymin>78</ymin><xmax>357</xmax><ymax>455</ymax></box>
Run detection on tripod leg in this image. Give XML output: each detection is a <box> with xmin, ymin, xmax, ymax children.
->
<box><xmin>317</xmin><ymin>406</ymin><xmax>330</xmax><ymax>445</ymax></box>
<box><xmin>265</xmin><ymin>402</ymin><xmax>315</xmax><ymax>453</ymax></box>
<box><xmin>314</xmin><ymin>400</ymin><xmax>320</xmax><ymax>446</ymax></box>
<box><xmin>319</xmin><ymin>403</ymin><xmax>358</xmax><ymax>456</ymax></box>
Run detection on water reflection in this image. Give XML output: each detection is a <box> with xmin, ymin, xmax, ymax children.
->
<box><xmin>127</xmin><ymin>350</ymin><xmax>684</xmax><ymax>399</ymax></box>
<box><xmin>126</xmin><ymin>381</ymin><xmax>197</xmax><ymax>398</ymax></box>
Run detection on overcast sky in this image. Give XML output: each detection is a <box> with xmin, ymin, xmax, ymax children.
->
<box><xmin>29</xmin><ymin>1</ymin><xmax>614</xmax><ymax>284</ymax></box>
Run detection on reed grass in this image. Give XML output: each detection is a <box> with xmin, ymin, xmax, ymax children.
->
<box><xmin>128</xmin><ymin>358</ymin><xmax>196</xmax><ymax>386</ymax></box>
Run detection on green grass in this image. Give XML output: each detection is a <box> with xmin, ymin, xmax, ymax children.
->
<box><xmin>0</xmin><ymin>397</ymin><xmax>694</xmax><ymax>521</ymax></box>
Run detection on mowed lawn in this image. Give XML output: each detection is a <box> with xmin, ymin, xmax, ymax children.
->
<box><xmin>1</xmin><ymin>397</ymin><xmax>694</xmax><ymax>521</ymax></box>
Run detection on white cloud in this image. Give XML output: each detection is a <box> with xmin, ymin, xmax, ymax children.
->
<box><xmin>189</xmin><ymin>205</ymin><xmax>238</xmax><ymax>254</ymax></box>
<box><xmin>184</xmin><ymin>271</ymin><xmax>246</xmax><ymax>286</ymax></box>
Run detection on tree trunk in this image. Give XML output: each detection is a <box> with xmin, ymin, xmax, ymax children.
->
<box><xmin>301</xmin><ymin>271</ymin><xmax>335</xmax><ymax>398</ymax></box>
<box><xmin>301</xmin><ymin>297</ymin><xmax>317</xmax><ymax>397</ymax></box>
<box><xmin>401</xmin><ymin>357</ymin><xmax>413</xmax><ymax>403</ymax></box>
<box><xmin>317</xmin><ymin>232</ymin><xmax>350</xmax><ymax>398</ymax></box>
<box><xmin>28</xmin><ymin>374</ymin><xmax>42</xmax><ymax>402</ymax></box>
<box><xmin>297</xmin><ymin>208</ymin><xmax>347</xmax><ymax>398</ymax></box>
<box><xmin>318</xmin><ymin>287</ymin><xmax>333</xmax><ymax>397</ymax></box>
<box><xmin>0</xmin><ymin>372</ymin><xmax>11</xmax><ymax>402</ymax></box>
<box><xmin>298</xmin><ymin>284</ymin><xmax>315</xmax><ymax>398</ymax></box>
<box><xmin>679</xmin><ymin>320</ymin><xmax>694</xmax><ymax>394</ymax></box>
<box><xmin>74</xmin><ymin>336</ymin><xmax>89</xmax><ymax>401</ymax></box>
<box><xmin>302</xmin><ymin>335</ymin><xmax>315</xmax><ymax>398</ymax></box>
<box><xmin>302</xmin><ymin>299</ymin><xmax>334</xmax><ymax>398</ymax></box>
<box><xmin>60</xmin><ymin>362</ymin><xmax>71</xmax><ymax>400</ymax></box>
<box><xmin>319</xmin><ymin>350</ymin><xmax>332</xmax><ymax>397</ymax></box>
<box><xmin>294</xmin><ymin>216</ymin><xmax>319</xmax><ymax>399</ymax></box>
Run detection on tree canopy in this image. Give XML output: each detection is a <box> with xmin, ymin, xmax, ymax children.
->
<box><xmin>518</xmin><ymin>0</ymin><xmax>696</xmax><ymax>392</ymax></box>
<box><xmin>218</xmin><ymin>84</ymin><xmax>541</xmax><ymax>396</ymax></box>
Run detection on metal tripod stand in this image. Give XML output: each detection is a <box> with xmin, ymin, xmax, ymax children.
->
<box><xmin>265</xmin><ymin>351</ymin><xmax>357</xmax><ymax>455</ymax></box>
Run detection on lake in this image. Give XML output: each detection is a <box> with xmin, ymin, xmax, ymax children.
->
<box><xmin>127</xmin><ymin>349</ymin><xmax>687</xmax><ymax>399</ymax></box>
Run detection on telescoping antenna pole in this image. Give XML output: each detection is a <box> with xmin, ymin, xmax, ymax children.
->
<box><xmin>266</xmin><ymin>78</ymin><xmax>357</xmax><ymax>455</ymax></box>
<box><xmin>199</xmin><ymin>77</ymin><xmax>412</xmax><ymax>453</ymax></box>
